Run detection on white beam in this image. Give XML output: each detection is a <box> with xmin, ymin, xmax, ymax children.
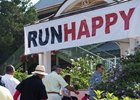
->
<box><xmin>43</xmin><ymin>52</ymin><xmax>51</xmax><ymax>73</ymax></box>
<box><xmin>39</xmin><ymin>53</ymin><xmax>44</xmax><ymax>65</ymax></box>
<box><xmin>119</xmin><ymin>42</ymin><xmax>129</xmax><ymax>56</ymax></box>
<box><xmin>129</xmin><ymin>38</ymin><xmax>136</xmax><ymax>55</ymax></box>
<box><xmin>38</xmin><ymin>52</ymin><xmax>51</xmax><ymax>73</ymax></box>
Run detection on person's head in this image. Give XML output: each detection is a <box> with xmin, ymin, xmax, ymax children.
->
<box><xmin>6</xmin><ymin>65</ymin><xmax>15</xmax><ymax>75</ymax></box>
<box><xmin>52</xmin><ymin>65</ymin><xmax>62</xmax><ymax>74</ymax></box>
<box><xmin>36</xmin><ymin>74</ymin><xmax>45</xmax><ymax>79</ymax></box>
<box><xmin>96</xmin><ymin>64</ymin><xmax>104</xmax><ymax>73</ymax></box>
<box><xmin>64</xmin><ymin>75</ymin><xmax>71</xmax><ymax>85</ymax></box>
<box><xmin>85</xmin><ymin>94</ymin><xmax>89</xmax><ymax>97</ymax></box>
<box><xmin>32</xmin><ymin>65</ymin><xmax>47</xmax><ymax>79</ymax></box>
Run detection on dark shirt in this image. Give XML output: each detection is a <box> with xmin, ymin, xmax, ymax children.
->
<box><xmin>16</xmin><ymin>75</ymin><xmax>48</xmax><ymax>100</ymax></box>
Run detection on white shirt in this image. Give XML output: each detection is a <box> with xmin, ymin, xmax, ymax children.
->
<box><xmin>43</xmin><ymin>71</ymin><xmax>68</xmax><ymax>93</ymax></box>
<box><xmin>2</xmin><ymin>74</ymin><xmax>20</xmax><ymax>95</ymax></box>
<box><xmin>0</xmin><ymin>86</ymin><xmax>13</xmax><ymax>100</ymax></box>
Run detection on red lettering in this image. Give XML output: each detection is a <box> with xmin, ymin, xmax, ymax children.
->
<box><xmin>105</xmin><ymin>13</ymin><xmax>118</xmax><ymax>34</ymax></box>
<box><xmin>92</xmin><ymin>16</ymin><xmax>103</xmax><ymax>36</ymax></box>
<box><xmin>77</xmin><ymin>20</ymin><xmax>90</xmax><ymax>39</ymax></box>
<box><xmin>64</xmin><ymin>22</ymin><xmax>76</xmax><ymax>42</ymax></box>
<box><xmin>120</xmin><ymin>8</ymin><xmax>135</xmax><ymax>30</ymax></box>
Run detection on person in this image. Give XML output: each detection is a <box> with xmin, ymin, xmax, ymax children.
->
<box><xmin>43</xmin><ymin>65</ymin><xmax>79</xmax><ymax>100</ymax></box>
<box><xmin>61</xmin><ymin>75</ymin><xmax>78</xmax><ymax>100</ymax></box>
<box><xmin>2</xmin><ymin>65</ymin><xmax>20</xmax><ymax>95</ymax></box>
<box><xmin>89</xmin><ymin>64</ymin><xmax>105</xmax><ymax>100</ymax></box>
<box><xmin>0</xmin><ymin>85</ymin><xmax>13</xmax><ymax>100</ymax></box>
<box><xmin>14</xmin><ymin>65</ymin><xmax>48</xmax><ymax>100</ymax></box>
<box><xmin>81</xmin><ymin>94</ymin><xmax>89</xmax><ymax>100</ymax></box>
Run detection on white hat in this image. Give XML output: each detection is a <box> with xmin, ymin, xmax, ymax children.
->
<box><xmin>32</xmin><ymin>65</ymin><xmax>47</xmax><ymax>75</ymax></box>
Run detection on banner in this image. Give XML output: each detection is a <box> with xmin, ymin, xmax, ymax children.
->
<box><xmin>24</xmin><ymin>0</ymin><xmax>140</xmax><ymax>55</ymax></box>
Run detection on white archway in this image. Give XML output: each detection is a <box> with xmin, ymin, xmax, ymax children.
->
<box><xmin>55</xmin><ymin>0</ymin><xmax>114</xmax><ymax>17</ymax></box>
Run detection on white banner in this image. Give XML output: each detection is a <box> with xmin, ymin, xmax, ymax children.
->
<box><xmin>24</xmin><ymin>0</ymin><xmax>140</xmax><ymax>55</ymax></box>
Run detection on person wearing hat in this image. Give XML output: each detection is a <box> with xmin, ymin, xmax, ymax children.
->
<box><xmin>43</xmin><ymin>65</ymin><xmax>79</xmax><ymax>100</ymax></box>
<box><xmin>14</xmin><ymin>65</ymin><xmax>48</xmax><ymax>100</ymax></box>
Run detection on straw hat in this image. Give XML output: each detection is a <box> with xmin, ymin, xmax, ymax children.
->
<box><xmin>32</xmin><ymin>65</ymin><xmax>47</xmax><ymax>75</ymax></box>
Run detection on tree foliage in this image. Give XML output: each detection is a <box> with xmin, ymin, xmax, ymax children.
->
<box><xmin>14</xmin><ymin>70</ymin><xmax>28</xmax><ymax>81</ymax></box>
<box><xmin>0</xmin><ymin>0</ymin><xmax>37</xmax><ymax>65</ymax></box>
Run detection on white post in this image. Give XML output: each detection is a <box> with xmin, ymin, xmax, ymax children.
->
<box><xmin>38</xmin><ymin>52</ymin><xmax>51</xmax><ymax>73</ymax></box>
<box><xmin>136</xmin><ymin>37</ymin><xmax>140</xmax><ymax>47</ymax></box>
<box><xmin>114</xmin><ymin>56</ymin><xmax>117</xmax><ymax>67</ymax></box>
<box><xmin>43</xmin><ymin>52</ymin><xmax>51</xmax><ymax>73</ymax></box>
<box><xmin>119</xmin><ymin>42</ymin><xmax>129</xmax><ymax>56</ymax></box>
<box><xmin>129</xmin><ymin>38</ymin><xmax>136</xmax><ymax>55</ymax></box>
<box><xmin>39</xmin><ymin>53</ymin><xmax>44</xmax><ymax>65</ymax></box>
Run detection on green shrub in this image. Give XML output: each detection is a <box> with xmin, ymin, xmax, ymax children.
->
<box><xmin>14</xmin><ymin>71</ymin><xmax>28</xmax><ymax>81</ymax></box>
<box><xmin>61</xmin><ymin>55</ymin><xmax>102</xmax><ymax>89</ymax></box>
<box><xmin>94</xmin><ymin>90</ymin><xmax>139</xmax><ymax>100</ymax></box>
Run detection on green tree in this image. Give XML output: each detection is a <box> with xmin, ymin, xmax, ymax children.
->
<box><xmin>0</xmin><ymin>0</ymin><xmax>37</xmax><ymax>67</ymax></box>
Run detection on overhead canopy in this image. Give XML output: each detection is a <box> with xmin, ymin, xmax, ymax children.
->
<box><xmin>35</xmin><ymin>0</ymin><xmax>64</xmax><ymax>10</ymax></box>
<box><xmin>24</xmin><ymin>0</ymin><xmax>140</xmax><ymax>55</ymax></box>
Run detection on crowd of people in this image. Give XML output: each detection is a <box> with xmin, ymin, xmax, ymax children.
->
<box><xmin>0</xmin><ymin>64</ymin><xmax>105</xmax><ymax>100</ymax></box>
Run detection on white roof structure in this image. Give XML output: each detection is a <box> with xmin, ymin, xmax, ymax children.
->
<box><xmin>35</xmin><ymin>0</ymin><xmax>65</xmax><ymax>10</ymax></box>
<box><xmin>35</xmin><ymin>0</ymin><xmax>122</xmax><ymax>11</ymax></box>
<box><xmin>26</xmin><ymin>0</ymin><xmax>140</xmax><ymax>74</ymax></box>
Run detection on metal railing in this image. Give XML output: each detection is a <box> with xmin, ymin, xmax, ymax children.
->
<box><xmin>77</xmin><ymin>46</ymin><xmax>118</xmax><ymax>68</ymax></box>
<box><xmin>57</xmin><ymin>45</ymin><xmax>119</xmax><ymax>68</ymax></box>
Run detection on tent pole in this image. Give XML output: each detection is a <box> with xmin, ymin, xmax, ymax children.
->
<box><xmin>39</xmin><ymin>52</ymin><xmax>51</xmax><ymax>73</ymax></box>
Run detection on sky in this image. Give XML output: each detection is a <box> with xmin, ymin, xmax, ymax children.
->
<box><xmin>31</xmin><ymin>0</ymin><xmax>39</xmax><ymax>5</ymax></box>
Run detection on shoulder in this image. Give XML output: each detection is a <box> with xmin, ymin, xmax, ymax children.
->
<box><xmin>13</xmin><ymin>77</ymin><xmax>20</xmax><ymax>84</ymax></box>
<box><xmin>0</xmin><ymin>85</ymin><xmax>6</xmax><ymax>90</ymax></box>
<box><xmin>0</xmin><ymin>86</ymin><xmax>13</xmax><ymax>100</ymax></box>
<box><xmin>92</xmin><ymin>71</ymin><xmax>100</xmax><ymax>76</ymax></box>
<box><xmin>32</xmin><ymin>76</ymin><xmax>43</xmax><ymax>84</ymax></box>
<box><xmin>0</xmin><ymin>86</ymin><xmax>12</xmax><ymax>96</ymax></box>
<box><xmin>1</xmin><ymin>75</ymin><xmax>8</xmax><ymax>83</ymax></box>
<box><xmin>90</xmin><ymin>72</ymin><xmax>100</xmax><ymax>80</ymax></box>
<box><xmin>46</xmin><ymin>72</ymin><xmax>61</xmax><ymax>78</ymax></box>
<box><xmin>55</xmin><ymin>74</ymin><xmax>64</xmax><ymax>81</ymax></box>
<box><xmin>57</xmin><ymin>74</ymin><xmax>63</xmax><ymax>78</ymax></box>
<box><xmin>1</xmin><ymin>75</ymin><xmax>6</xmax><ymax>80</ymax></box>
